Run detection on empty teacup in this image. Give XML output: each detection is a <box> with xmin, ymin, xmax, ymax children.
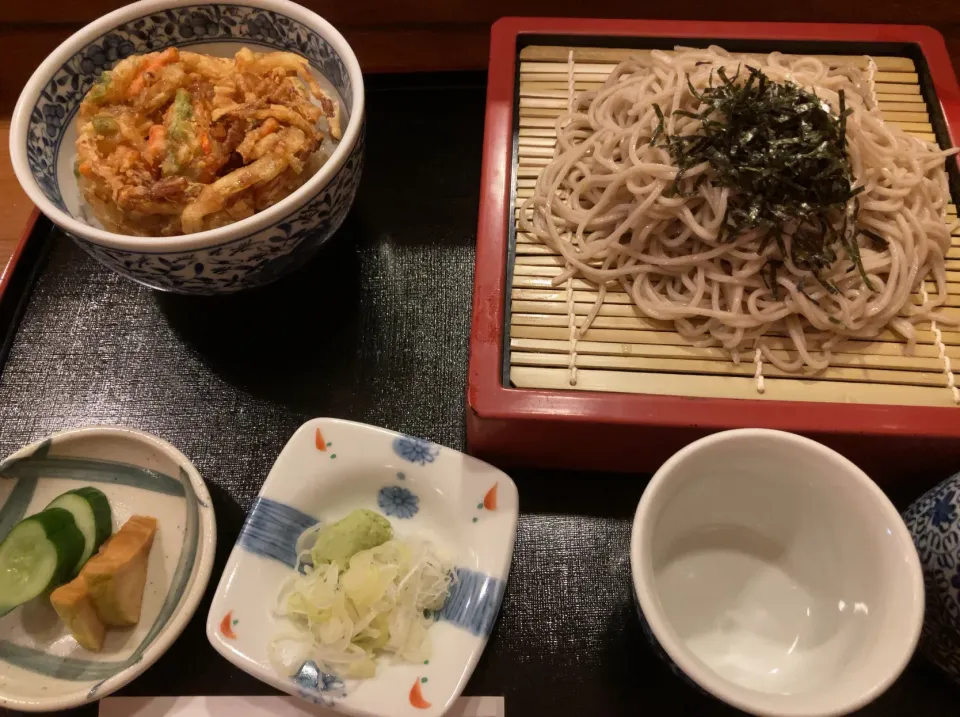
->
<box><xmin>630</xmin><ymin>429</ymin><xmax>924</xmax><ymax>717</ymax></box>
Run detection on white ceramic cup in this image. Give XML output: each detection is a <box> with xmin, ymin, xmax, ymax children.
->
<box><xmin>630</xmin><ymin>429</ymin><xmax>924</xmax><ymax>717</ymax></box>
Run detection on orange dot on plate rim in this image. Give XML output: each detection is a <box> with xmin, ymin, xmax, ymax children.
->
<box><xmin>483</xmin><ymin>483</ymin><xmax>498</xmax><ymax>510</ymax></box>
<box><xmin>409</xmin><ymin>679</ymin><xmax>431</xmax><ymax>709</ymax></box>
<box><xmin>220</xmin><ymin>611</ymin><xmax>237</xmax><ymax>640</ymax></box>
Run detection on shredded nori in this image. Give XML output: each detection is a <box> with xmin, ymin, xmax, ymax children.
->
<box><xmin>654</xmin><ymin>66</ymin><xmax>874</xmax><ymax>291</ymax></box>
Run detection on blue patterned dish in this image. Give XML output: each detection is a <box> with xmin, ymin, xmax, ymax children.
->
<box><xmin>9</xmin><ymin>0</ymin><xmax>364</xmax><ymax>294</ymax></box>
<box><xmin>0</xmin><ymin>426</ymin><xmax>216</xmax><ymax>711</ymax></box>
<box><xmin>206</xmin><ymin>418</ymin><xmax>519</xmax><ymax>717</ymax></box>
<box><xmin>903</xmin><ymin>471</ymin><xmax>960</xmax><ymax>683</ymax></box>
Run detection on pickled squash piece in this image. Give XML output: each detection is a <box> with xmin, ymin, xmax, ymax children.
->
<box><xmin>50</xmin><ymin>575</ymin><xmax>105</xmax><ymax>651</ymax></box>
<box><xmin>83</xmin><ymin>515</ymin><xmax>157</xmax><ymax>627</ymax></box>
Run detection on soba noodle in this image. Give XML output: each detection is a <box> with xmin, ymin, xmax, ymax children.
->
<box><xmin>521</xmin><ymin>46</ymin><xmax>960</xmax><ymax>375</ymax></box>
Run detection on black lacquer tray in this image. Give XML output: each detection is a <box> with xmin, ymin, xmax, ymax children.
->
<box><xmin>0</xmin><ymin>73</ymin><xmax>956</xmax><ymax>717</ymax></box>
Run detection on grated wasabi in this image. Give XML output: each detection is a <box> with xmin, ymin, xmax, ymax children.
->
<box><xmin>303</xmin><ymin>509</ymin><xmax>393</xmax><ymax>570</ymax></box>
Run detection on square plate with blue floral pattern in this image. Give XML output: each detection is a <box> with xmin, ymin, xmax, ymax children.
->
<box><xmin>206</xmin><ymin>418</ymin><xmax>518</xmax><ymax>717</ymax></box>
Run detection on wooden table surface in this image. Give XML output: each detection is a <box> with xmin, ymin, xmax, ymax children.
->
<box><xmin>0</xmin><ymin>119</ymin><xmax>40</xmax><ymax>275</ymax></box>
<box><xmin>0</xmin><ymin>2</ymin><xmax>958</xmax><ymax>274</ymax></box>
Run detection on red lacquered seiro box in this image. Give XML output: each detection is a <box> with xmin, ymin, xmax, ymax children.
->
<box><xmin>467</xmin><ymin>17</ymin><xmax>960</xmax><ymax>484</ymax></box>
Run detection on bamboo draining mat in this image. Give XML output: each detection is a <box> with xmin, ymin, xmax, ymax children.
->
<box><xmin>510</xmin><ymin>45</ymin><xmax>960</xmax><ymax>407</ymax></box>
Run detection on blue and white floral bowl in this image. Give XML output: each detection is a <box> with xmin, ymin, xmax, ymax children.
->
<box><xmin>903</xmin><ymin>471</ymin><xmax>960</xmax><ymax>684</ymax></box>
<box><xmin>206</xmin><ymin>418</ymin><xmax>519</xmax><ymax>717</ymax></box>
<box><xmin>9</xmin><ymin>0</ymin><xmax>364</xmax><ymax>294</ymax></box>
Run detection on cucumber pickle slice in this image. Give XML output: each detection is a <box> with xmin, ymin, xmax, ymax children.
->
<box><xmin>46</xmin><ymin>487</ymin><xmax>113</xmax><ymax>572</ymax></box>
<box><xmin>0</xmin><ymin>508</ymin><xmax>85</xmax><ymax>610</ymax></box>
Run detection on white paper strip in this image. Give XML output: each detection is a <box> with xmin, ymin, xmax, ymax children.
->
<box><xmin>99</xmin><ymin>695</ymin><xmax>504</xmax><ymax>717</ymax></box>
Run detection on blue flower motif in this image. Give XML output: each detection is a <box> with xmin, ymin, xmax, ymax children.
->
<box><xmin>79</xmin><ymin>34</ymin><xmax>135</xmax><ymax>75</ymax></box>
<box><xmin>41</xmin><ymin>103</ymin><xmax>66</xmax><ymax>138</ymax></box>
<box><xmin>178</xmin><ymin>11</ymin><xmax>219</xmax><ymax>39</ymax></box>
<box><xmin>378</xmin><ymin>486</ymin><xmax>419</xmax><ymax>519</ymax></box>
<box><xmin>293</xmin><ymin>660</ymin><xmax>345</xmax><ymax>694</ymax></box>
<box><xmin>249</xmin><ymin>12</ymin><xmax>281</xmax><ymax>41</ymax></box>
<box><xmin>292</xmin><ymin>660</ymin><xmax>320</xmax><ymax>689</ymax></box>
<box><xmin>320</xmin><ymin>672</ymin><xmax>344</xmax><ymax>692</ymax></box>
<box><xmin>392</xmin><ymin>436</ymin><xmax>439</xmax><ymax>466</ymax></box>
<box><xmin>931</xmin><ymin>490</ymin><xmax>958</xmax><ymax>530</ymax></box>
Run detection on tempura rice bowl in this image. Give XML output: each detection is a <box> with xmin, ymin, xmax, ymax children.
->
<box><xmin>10</xmin><ymin>0</ymin><xmax>364</xmax><ymax>294</ymax></box>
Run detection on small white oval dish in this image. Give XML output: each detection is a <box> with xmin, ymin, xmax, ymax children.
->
<box><xmin>0</xmin><ymin>426</ymin><xmax>216</xmax><ymax>711</ymax></box>
<box><xmin>206</xmin><ymin>417</ymin><xmax>519</xmax><ymax>717</ymax></box>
